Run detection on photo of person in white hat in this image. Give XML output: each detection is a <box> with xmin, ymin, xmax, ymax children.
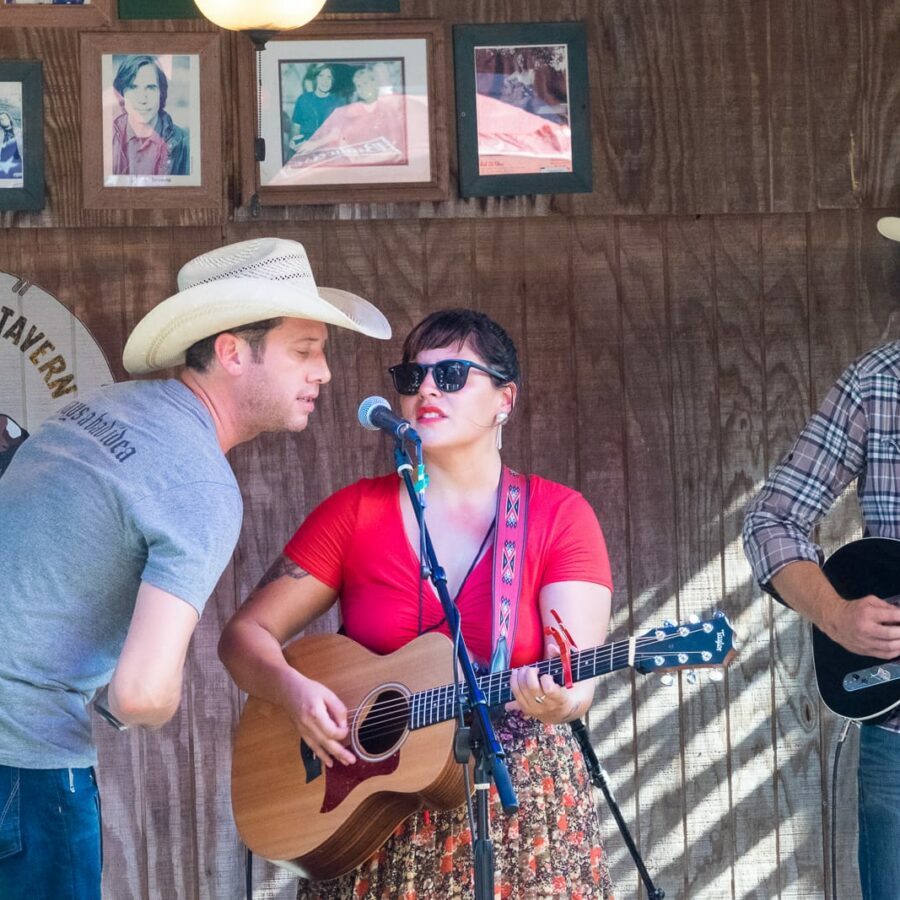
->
<box><xmin>0</xmin><ymin>237</ymin><xmax>390</xmax><ymax>900</ymax></box>
<box><xmin>743</xmin><ymin>218</ymin><xmax>900</xmax><ymax>900</ymax></box>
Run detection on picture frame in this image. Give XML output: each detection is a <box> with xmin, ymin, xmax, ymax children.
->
<box><xmin>237</xmin><ymin>20</ymin><xmax>448</xmax><ymax>206</ymax></box>
<box><xmin>117</xmin><ymin>0</ymin><xmax>397</xmax><ymax>19</ymax></box>
<box><xmin>452</xmin><ymin>21</ymin><xmax>592</xmax><ymax>198</ymax></box>
<box><xmin>325</xmin><ymin>1</ymin><xmax>400</xmax><ymax>10</ymax></box>
<box><xmin>0</xmin><ymin>60</ymin><xmax>44</xmax><ymax>212</ymax></box>
<box><xmin>0</xmin><ymin>0</ymin><xmax>112</xmax><ymax>27</ymax></box>
<box><xmin>79</xmin><ymin>32</ymin><xmax>222</xmax><ymax>210</ymax></box>
<box><xmin>118</xmin><ymin>0</ymin><xmax>198</xmax><ymax>19</ymax></box>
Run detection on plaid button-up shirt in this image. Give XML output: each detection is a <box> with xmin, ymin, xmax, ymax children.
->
<box><xmin>743</xmin><ymin>341</ymin><xmax>900</xmax><ymax>731</ymax></box>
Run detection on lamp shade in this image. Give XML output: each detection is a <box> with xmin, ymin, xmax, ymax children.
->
<box><xmin>194</xmin><ymin>0</ymin><xmax>327</xmax><ymax>31</ymax></box>
<box><xmin>877</xmin><ymin>217</ymin><xmax>900</xmax><ymax>243</ymax></box>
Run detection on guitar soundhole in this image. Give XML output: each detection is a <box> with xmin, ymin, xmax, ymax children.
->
<box><xmin>355</xmin><ymin>687</ymin><xmax>409</xmax><ymax>760</ymax></box>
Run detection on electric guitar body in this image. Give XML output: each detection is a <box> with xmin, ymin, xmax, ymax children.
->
<box><xmin>813</xmin><ymin>537</ymin><xmax>900</xmax><ymax>722</ymax></box>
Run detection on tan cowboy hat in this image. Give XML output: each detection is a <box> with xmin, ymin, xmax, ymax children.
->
<box><xmin>123</xmin><ymin>237</ymin><xmax>391</xmax><ymax>374</ymax></box>
<box><xmin>876</xmin><ymin>217</ymin><xmax>900</xmax><ymax>242</ymax></box>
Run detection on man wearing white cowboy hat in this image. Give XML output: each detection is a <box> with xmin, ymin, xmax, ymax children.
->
<box><xmin>0</xmin><ymin>237</ymin><xmax>390</xmax><ymax>899</ymax></box>
<box><xmin>744</xmin><ymin>218</ymin><xmax>900</xmax><ymax>900</ymax></box>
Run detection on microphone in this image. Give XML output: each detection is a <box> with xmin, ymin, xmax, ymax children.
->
<box><xmin>357</xmin><ymin>396</ymin><xmax>420</xmax><ymax>443</ymax></box>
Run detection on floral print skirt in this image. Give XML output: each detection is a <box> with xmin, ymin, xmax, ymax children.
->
<box><xmin>296</xmin><ymin>712</ymin><xmax>615</xmax><ymax>899</ymax></box>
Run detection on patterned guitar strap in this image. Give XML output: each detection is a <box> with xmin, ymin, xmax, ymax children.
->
<box><xmin>488</xmin><ymin>466</ymin><xmax>530</xmax><ymax>674</ymax></box>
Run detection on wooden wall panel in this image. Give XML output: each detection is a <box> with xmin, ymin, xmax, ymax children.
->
<box><xmin>1</xmin><ymin>0</ymin><xmax>897</xmax><ymax>224</ymax></box>
<box><xmin>568</xmin><ymin>218</ymin><xmax>638</xmax><ymax>897</ymax></box>
<box><xmin>714</xmin><ymin>216</ymin><xmax>780</xmax><ymax>900</ymax></box>
<box><xmin>617</xmin><ymin>218</ymin><xmax>687</xmax><ymax>894</ymax></box>
<box><xmin>2</xmin><ymin>0</ymin><xmax>900</xmax><ymax>897</ymax></box>
<box><xmin>810</xmin><ymin>0</ymin><xmax>862</xmax><ymax>208</ymax></box>
<box><xmin>521</xmin><ymin>218</ymin><xmax>576</xmax><ymax>486</ymax></box>
<box><xmin>761</xmin><ymin>214</ymin><xmax>824</xmax><ymax>898</ymax></box>
<box><xmin>1</xmin><ymin>212</ymin><xmax>894</xmax><ymax>900</ymax></box>
<box><xmin>768</xmin><ymin>0</ymin><xmax>814</xmax><ymax>213</ymax></box>
<box><xmin>720</xmin><ymin>0</ymin><xmax>770</xmax><ymax>212</ymax></box>
<box><xmin>861</xmin><ymin>0</ymin><xmax>900</xmax><ymax>210</ymax></box>
<box><xmin>666</xmin><ymin>217</ymin><xmax>733</xmax><ymax>897</ymax></box>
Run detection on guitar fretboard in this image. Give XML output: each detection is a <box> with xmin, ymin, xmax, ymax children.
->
<box><xmin>408</xmin><ymin>638</ymin><xmax>633</xmax><ymax>730</ymax></box>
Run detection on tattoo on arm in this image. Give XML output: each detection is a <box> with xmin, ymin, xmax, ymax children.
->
<box><xmin>252</xmin><ymin>555</ymin><xmax>310</xmax><ymax>594</ymax></box>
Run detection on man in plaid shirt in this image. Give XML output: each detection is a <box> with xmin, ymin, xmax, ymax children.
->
<box><xmin>743</xmin><ymin>218</ymin><xmax>900</xmax><ymax>900</ymax></box>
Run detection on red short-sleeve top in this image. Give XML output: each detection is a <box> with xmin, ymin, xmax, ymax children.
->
<box><xmin>284</xmin><ymin>474</ymin><xmax>612</xmax><ymax>668</ymax></box>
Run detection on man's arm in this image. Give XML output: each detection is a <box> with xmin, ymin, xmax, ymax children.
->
<box><xmin>772</xmin><ymin>560</ymin><xmax>900</xmax><ymax>659</ymax></box>
<box><xmin>102</xmin><ymin>581</ymin><xmax>200</xmax><ymax>728</ymax></box>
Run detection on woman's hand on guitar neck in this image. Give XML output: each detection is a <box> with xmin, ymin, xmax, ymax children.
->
<box><xmin>505</xmin><ymin>641</ymin><xmax>594</xmax><ymax>725</ymax></box>
<box><xmin>277</xmin><ymin>669</ymin><xmax>356</xmax><ymax>767</ymax></box>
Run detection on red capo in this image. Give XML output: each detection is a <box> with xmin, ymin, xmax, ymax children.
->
<box><xmin>544</xmin><ymin>608</ymin><xmax>577</xmax><ymax>689</ymax></box>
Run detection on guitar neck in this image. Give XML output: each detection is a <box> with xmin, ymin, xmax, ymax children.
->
<box><xmin>408</xmin><ymin>637</ymin><xmax>635</xmax><ymax>730</ymax></box>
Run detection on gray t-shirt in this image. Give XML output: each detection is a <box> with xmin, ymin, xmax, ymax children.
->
<box><xmin>0</xmin><ymin>379</ymin><xmax>243</xmax><ymax>768</ymax></box>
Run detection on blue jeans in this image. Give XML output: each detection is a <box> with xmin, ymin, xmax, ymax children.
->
<box><xmin>858</xmin><ymin>724</ymin><xmax>900</xmax><ymax>900</ymax></box>
<box><xmin>0</xmin><ymin>765</ymin><xmax>102</xmax><ymax>900</ymax></box>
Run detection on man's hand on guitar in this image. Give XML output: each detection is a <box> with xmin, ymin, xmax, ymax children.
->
<box><xmin>279</xmin><ymin>670</ymin><xmax>356</xmax><ymax>767</ymax></box>
<box><xmin>827</xmin><ymin>594</ymin><xmax>900</xmax><ymax>659</ymax></box>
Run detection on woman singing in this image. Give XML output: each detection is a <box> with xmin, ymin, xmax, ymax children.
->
<box><xmin>220</xmin><ymin>309</ymin><xmax>616</xmax><ymax>898</ymax></box>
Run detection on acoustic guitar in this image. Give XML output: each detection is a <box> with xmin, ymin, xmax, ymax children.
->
<box><xmin>231</xmin><ymin>615</ymin><xmax>736</xmax><ymax>880</ymax></box>
<box><xmin>812</xmin><ymin>536</ymin><xmax>900</xmax><ymax>722</ymax></box>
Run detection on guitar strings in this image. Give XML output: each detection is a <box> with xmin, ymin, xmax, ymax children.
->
<box><xmin>339</xmin><ymin>637</ymin><xmax>717</xmax><ymax>732</ymax></box>
<box><xmin>325</xmin><ymin>629</ymin><xmax>723</xmax><ymax>740</ymax></box>
<box><xmin>340</xmin><ymin>646</ymin><xmax>724</xmax><ymax>745</ymax></box>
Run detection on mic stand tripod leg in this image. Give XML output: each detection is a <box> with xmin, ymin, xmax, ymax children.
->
<box><xmin>472</xmin><ymin>739</ymin><xmax>495</xmax><ymax>900</ymax></box>
<box><xmin>570</xmin><ymin>718</ymin><xmax>665</xmax><ymax>900</ymax></box>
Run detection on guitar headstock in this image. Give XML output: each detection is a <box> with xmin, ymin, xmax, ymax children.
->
<box><xmin>632</xmin><ymin>611</ymin><xmax>737</xmax><ymax>678</ymax></box>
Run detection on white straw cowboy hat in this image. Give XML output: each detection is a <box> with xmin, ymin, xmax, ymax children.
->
<box><xmin>123</xmin><ymin>237</ymin><xmax>391</xmax><ymax>374</ymax></box>
<box><xmin>876</xmin><ymin>217</ymin><xmax>900</xmax><ymax>242</ymax></box>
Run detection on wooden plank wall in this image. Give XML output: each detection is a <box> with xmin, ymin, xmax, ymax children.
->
<box><xmin>1</xmin><ymin>1</ymin><xmax>899</xmax><ymax>898</ymax></box>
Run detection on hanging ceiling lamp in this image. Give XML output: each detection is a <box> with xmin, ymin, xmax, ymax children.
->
<box><xmin>194</xmin><ymin>0</ymin><xmax>328</xmax><ymax>32</ymax></box>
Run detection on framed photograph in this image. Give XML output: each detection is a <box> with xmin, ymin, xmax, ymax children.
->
<box><xmin>453</xmin><ymin>22</ymin><xmax>592</xmax><ymax>198</ymax></box>
<box><xmin>0</xmin><ymin>60</ymin><xmax>44</xmax><ymax>212</ymax></box>
<box><xmin>325</xmin><ymin>1</ymin><xmax>400</xmax><ymax>10</ymax></box>
<box><xmin>1</xmin><ymin>0</ymin><xmax>112</xmax><ymax>27</ymax></box>
<box><xmin>238</xmin><ymin>20</ymin><xmax>448</xmax><ymax>205</ymax></box>
<box><xmin>118</xmin><ymin>0</ymin><xmax>197</xmax><ymax>18</ymax></box>
<box><xmin>117</xmin><ymin>0</ymin><xmax>397</xmax><ymax>19</ymax></box>
<box><xmin>79</xmin><ymin>32</ymin><xmax>222</xmax><ymax>210</ymax></box>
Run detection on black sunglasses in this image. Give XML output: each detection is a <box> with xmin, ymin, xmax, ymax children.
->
<box><xmin>389</xmin><ymin>358</ymin><xmax>509</xmax><ymax>395</ymax></box>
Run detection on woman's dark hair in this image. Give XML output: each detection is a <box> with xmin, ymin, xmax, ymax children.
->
<box><xmin>402</xmin><ymin>309</ymin><xmax>520</xmax><ymax>387</ymax></box>
<box><xmin>113</xmin><ymin>55</ymin><xmax>168</xmax><ymax>111</ymax></box>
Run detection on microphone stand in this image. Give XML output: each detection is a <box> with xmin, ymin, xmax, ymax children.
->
<box><xmin>570</xmin><ymin>719</ymin><xmax>665</xmax><ymax>900</ymax></box>
<box><xmin>392</xmin><ymin>438</ymin><xmax>518</xmax><ymax>900</ymax></box>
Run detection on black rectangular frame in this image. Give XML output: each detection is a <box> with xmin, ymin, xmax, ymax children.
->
<box><xmin>117</xmin><ymin>0</ymin><xmax>397</xmax><ymax>18</ymax></box>
<box><xmin>452</xmin><ymin>21</ymin><xmax>592</xmax><ymax>198</ymax></box>
<box><xmin>0</xmin><ymin>60</ymin><xmax>44</xmax><ymax>212</ymax></box>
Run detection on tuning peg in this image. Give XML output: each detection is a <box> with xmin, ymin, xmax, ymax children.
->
<box><xmin>685</xmin><ymin>669</ymin><xmax>698</xmax><ymax>685</ymax></box>
<box><xmin>708</xmin><ymin>669</ymin><xmax>724</xmax><ymax>683</ymax></box>
<box><xmin>714</xmin><ymin>610</ymin><xmax>725</xmax><ymax>619</ymax></box>
<box><xmin>688</xmin><ymin>614</ymin><xmax>700</xmax><ymax>624</ymax></box>
<box><xmin>660</xmin><ymin>673</ymin><xmax>676</xmax><ymax>687</ymax></box>
<box><xmin>662</xmin><ymin>619</ymin><xmax>675</xmax><ymax>628</ymax></box>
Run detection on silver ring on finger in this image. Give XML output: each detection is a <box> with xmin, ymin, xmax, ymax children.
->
<box><xmin>534</xmin><ymin>694</ymin><xmax>546</xmax><ymax>704</ymax></box>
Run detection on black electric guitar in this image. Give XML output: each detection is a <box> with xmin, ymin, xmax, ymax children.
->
<box><xmin>812</xmin><ymin>537</ymin><xmax>900</xmax><ymax>722</ymax></box>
